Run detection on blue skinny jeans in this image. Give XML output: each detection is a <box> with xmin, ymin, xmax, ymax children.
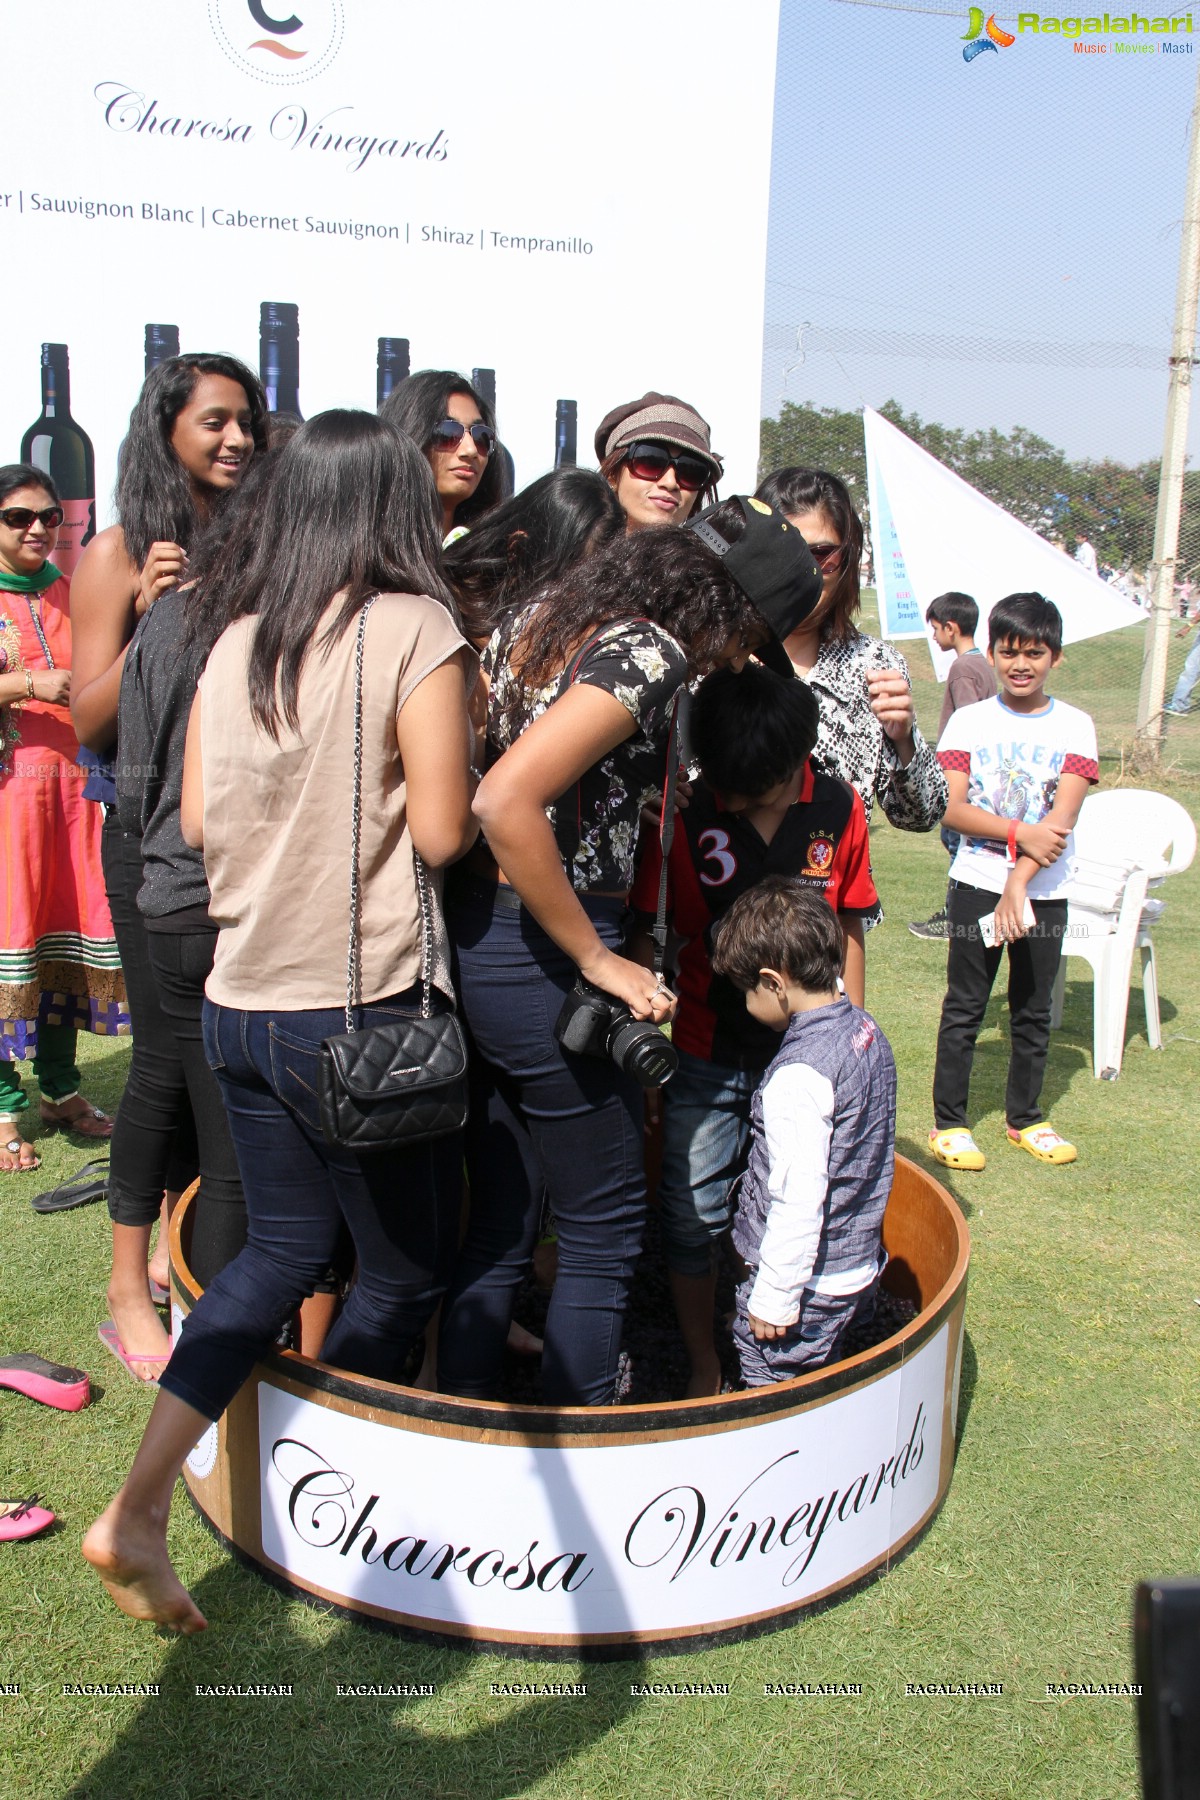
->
<box><xmin>437</xmin><ymin>879</ymin><xmax>647</xmax><ymax>1408</ymax></box>
<box><xmin>158</xmin><ymin>992</ymin><xmax>461</xmax><ymax>1422</ymax></box>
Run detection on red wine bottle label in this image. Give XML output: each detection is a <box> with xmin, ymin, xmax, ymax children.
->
<box><xmin>51</xmin><ymin>499</ymin><xmax>96</xmax><ymax>577</ymax></box>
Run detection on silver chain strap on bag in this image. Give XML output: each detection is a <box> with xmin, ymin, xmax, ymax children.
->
<box><xmin>317</xmin><ymin>595</ymin><xmax>469</xmax><ymax>1151</ymax></box>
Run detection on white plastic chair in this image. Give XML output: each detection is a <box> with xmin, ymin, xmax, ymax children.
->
<box><xmin>1051</xmin><ymin>791</ymin><xmax>1196</xmax><ymax>1078</ymax></box>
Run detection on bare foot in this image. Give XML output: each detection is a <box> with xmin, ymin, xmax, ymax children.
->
<box><xmin>684</xmin><ymin>1355</ymin><xmax>723</xmax><ymax>1401</ymax></box>
<box><xmin>506</xmin><ymin>1320</ymin><xmax>543</xmax><ymax>1357</ymax></box>
<box><xmin>0</xmin><ymin>1125</ymin><xmax>40</xmax><ymax>1173</ymax></box>
<box><xmin>147</xmin><ymin>1195</ymin><xmax>172</xmax><ymax>1290</ymax></box>
<box><xmin>82</xmin><ymin>1506</ymin><xmax>207</xmax><ymax>1633</ymax></box>
<box><xmin>106</xmin><ymin>1286</ymin><xmax>172</xmax><ymax>1382</ymax></box>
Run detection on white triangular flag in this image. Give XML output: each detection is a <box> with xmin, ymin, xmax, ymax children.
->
<box><xmin>863</xmin><ymin>407</ymin><xmax>1144</xmax><ymax>680</ymax></box>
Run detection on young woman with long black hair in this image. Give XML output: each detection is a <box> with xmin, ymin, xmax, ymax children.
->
<box><xmin>437</xmin><ymin>499</ymin><xmax>822</xmax><ymax>1408</ymax></box>
<box><xmin>71</xmin><ymin>354</ymin><xmax>269</xmax><ymax>1380</ymax></box>
<box><xmin>380</xmin><ymin>369</ymin><xmax>509</xmax><ymax>540</ymax></box>
<box><xmin>443</xmin><ymin>466</ymin><xmax>624</xmax><ymax>646</ymax></box>
<box><xmin>754</xmin><ymin>466</ymin><xmax>947</xmax><ymax>839</ymax></box>
<box><xmin>84</xmin><ymin>410</ymin><xmax>480</xmax><ymax>1632</ymax></box>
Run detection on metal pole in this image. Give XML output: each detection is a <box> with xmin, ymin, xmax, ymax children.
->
<box><xmin>1136</xmin><ymin>58</ymin><xmax>1200</xmax><ymax>758</ymax></box>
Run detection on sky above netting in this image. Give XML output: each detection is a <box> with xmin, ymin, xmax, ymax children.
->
<box><xmin>764</xmin><ymin>0</ymin><xmax>1196</xmax><ymax>464</ymax></box>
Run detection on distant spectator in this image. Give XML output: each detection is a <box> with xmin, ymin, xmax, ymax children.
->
<box><xmin>1165</xmin><ymin>586</ymin><xmax>1200</xmax><ymax>717</ymax></box>
<box><xmin>910</xmin><ymin>592</ymin><xmax>997</xmax><ymax>941</ymax></box>
<box><xmin>1074</xmin><ymin>537</ymin><xmax>1098</xmax><ymax>576</ymax></box>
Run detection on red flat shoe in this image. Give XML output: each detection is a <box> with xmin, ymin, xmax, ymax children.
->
<box><xmin>0</xmin><ymin>1495</ymin><xmax>55</xmax><ymax>1542</ymax></box>
<box><xmin>39</xmin><ymin>1096</ymin><xmax>113</xmax><ymax>1140</ymax></box>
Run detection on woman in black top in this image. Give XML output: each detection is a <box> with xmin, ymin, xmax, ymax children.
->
<box><xmin>115</xmin><ymin>457</ymin><xmax>280</xmax><ymax>1296</ymax></box>
<box><xmin>438</xmin><ymin>500</ymin><xmax>822</xmax><ymax>1407</ymax></box>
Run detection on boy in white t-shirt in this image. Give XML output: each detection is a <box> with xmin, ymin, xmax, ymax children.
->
<box><xmin>929</xmin><ymin>593</ymin><xmax>1098</xmax><ymax>1171</ymax></box>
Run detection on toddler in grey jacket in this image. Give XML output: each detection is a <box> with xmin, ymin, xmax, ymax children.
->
<box><xmin>712</xmin><ymin>877</ymin><xmax>897</xmax><ymax>1386</ymax></box>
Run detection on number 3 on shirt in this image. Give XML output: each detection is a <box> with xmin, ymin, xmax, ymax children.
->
<box><xmin>698</xmin><ymin>827</ymin><xmax>737</xmax><ymax>887</ymax></box>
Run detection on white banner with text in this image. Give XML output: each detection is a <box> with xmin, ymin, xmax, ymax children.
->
<box><xmin>1</xmin><ymin>0</ymin><xmax>780</xmax><ymax>539</ymax></box>
<box><xmin>254</xmin><ymin>1324</ymin><xmax>947</xmax><ymax>1640</ymax></box>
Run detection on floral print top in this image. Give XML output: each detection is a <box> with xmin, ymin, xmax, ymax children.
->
<box><xmin>804</xmin><ymin>632</ymin><xmax>947</xmax><ymax>831</ymax></box>
<box><xmin>484</xmin><ymin>610</ymin><xmax>688</xmax><ymax>893</ymax></box>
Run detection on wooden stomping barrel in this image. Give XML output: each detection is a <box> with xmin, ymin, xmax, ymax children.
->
<box><xmin>169</xmin><ymin>1154</ymin><xmax>968</xmax><ymax>1658</ymax></box>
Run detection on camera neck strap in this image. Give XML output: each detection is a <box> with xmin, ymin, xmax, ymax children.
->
<box><xmin>651</xmin><ymin>687</ymin><xmax>687</xmax><ymax>980</ymax></box>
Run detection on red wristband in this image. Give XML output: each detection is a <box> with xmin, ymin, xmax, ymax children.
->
<box><xmin>1006</xmin><ymin>821</ymin><xmax>1018</xmax><ymax>865</ymax></box>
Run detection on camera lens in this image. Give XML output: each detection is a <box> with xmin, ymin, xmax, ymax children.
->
<box><xmin>606</xmin><ymin>1017</ymin><xmax>679</xmax><ymax>1089</ymax></box>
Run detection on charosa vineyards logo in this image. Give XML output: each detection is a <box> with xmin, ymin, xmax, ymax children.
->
<box><xmin>962</xmin><ymin>8</ymin><xmax>1016</xmax><ymax>58</ymax></box>
<box><xmin>209</xmin><ymin>0</ymin><xmax>345</xmax><ymax>85</ymax></box>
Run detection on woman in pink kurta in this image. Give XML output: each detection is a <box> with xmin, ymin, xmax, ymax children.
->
<box><xmin>0</xmin><ymin>464</ymin><xmax>126</xmax><ymax>1172</ymax></box>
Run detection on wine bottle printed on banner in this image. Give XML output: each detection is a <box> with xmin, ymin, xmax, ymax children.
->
<box><xmin>20</xmin><ymin>343</ymin><xmax>96</xmax><ymax>578</ymax></box>
<box><xmin>377</xmin><ymin>337</ymin><xmax>410</xmax><ymax>409</ymax></box>
<box><xmin>144</xmin><ymin>323</ymin><xmax>180</xmax><ymax>375</ymax></box>
<box><xmin>260</xmin><ymin>302</ymin><xmax>303</xmax><ymax>419</ymax></box>
<box><xmin>471</xmin><ymin>366</ymin><xmax>516</xmax><ymax>495</ymax></box>
<box><xmin>555</xmin><ymin>400</ymin><xmax>577</xmax><ymax>469</ymax></box>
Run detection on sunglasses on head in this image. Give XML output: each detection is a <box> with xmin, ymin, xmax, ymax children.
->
<box><xmin>622</xmin><ymin>441</ymin><xmax>713</xmax><ymax>494</ymax></box>
<box><xmin>0</xmin><ymin>505</ymin><xmax>64</xmax><ymax>531</ymax></box>
<box><xmin>429</xmin><ymin>418</ymin><xmax>496</xmax><ymax>457</ymax></box>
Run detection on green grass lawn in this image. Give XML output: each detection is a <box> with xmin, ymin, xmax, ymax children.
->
<box><xmin>2</xmin><ymin>613</ymin><xmax>1197</xmax><ymax>1799</ymax></box>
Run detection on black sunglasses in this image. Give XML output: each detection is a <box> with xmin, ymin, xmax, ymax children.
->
<box><xmin>805</xmin><ymin>541</ymin><xmax>844</xmax><ymax>570</ymax></box>
<box><xmin>429</xmin><ymin>418</ymin><xmax>496</xmax><ymax>457</ymax></box>
<box><xmin>622</xmin><ymin>441</ymin><xmax>712</xmax><ymax>494</ymax></box>
<box><xmin>0</xmin><ymin>505</ymin><xmax>64</xmax><ymax>531</ymax></box>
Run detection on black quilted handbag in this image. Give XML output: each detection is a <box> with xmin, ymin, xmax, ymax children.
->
<box><xmin>317</xmin><ymin>597</ymin><xmax>469</xmax><ymax>1152</ymax></box>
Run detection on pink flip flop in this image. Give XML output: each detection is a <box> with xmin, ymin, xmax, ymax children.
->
<box><xmin>0</xmin><ymin>1354</ymin><xmax>91</xmax><ymax>1411</ymax></box>
<box><xmin>97</xmin><ymin>1321</ymin><xmax>170</xmax><ymax>1386</ymax></box>
<box><xmin>0</xmin><ymin>1495</ymin><xmax>55</xmax><ymax>1542</ymax></box>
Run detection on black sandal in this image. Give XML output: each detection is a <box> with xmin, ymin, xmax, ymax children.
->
<box><xmin>30</xmin><ymin>1158</ymin><xmax>109</xmax><ymax>1214</ymax></box>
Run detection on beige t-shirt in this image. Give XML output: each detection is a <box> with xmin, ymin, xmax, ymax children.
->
<box><xmin>201</xmin><ymin>591</ymin><xmax>470</xmax><ymax>1009</ymax></box>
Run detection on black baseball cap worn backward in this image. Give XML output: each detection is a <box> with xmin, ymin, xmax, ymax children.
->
<box><xmin>687</xmin><ymin>497</ymin><xmax>822</xmax><ymax>679</ymax></box>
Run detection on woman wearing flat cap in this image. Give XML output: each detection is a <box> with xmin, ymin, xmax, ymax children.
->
<box><xmin>595</xmin><ymin>392</ymin><xmax>722</xmax><ymax>532</ymax></box>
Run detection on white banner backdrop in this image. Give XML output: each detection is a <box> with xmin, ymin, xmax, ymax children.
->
<box><xmin>0</xmin><ymin>0</ymin><xmax>780</xmax><ymax>529</ymax></box>
<box><xmin>864</xmin><ymin>408</ymin><xmax>1145</xmax><ymax>673</ymax></box>
<box><xmin>254</xmin><ymin>1325</ymin><xmax>947</xmax><ymax>1640</ymax></box>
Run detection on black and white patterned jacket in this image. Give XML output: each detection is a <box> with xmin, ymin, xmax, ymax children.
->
<box><xmin>805</xmin><ymin>633</ymin><xmax>947</xmax><ymax>832</ymax></box>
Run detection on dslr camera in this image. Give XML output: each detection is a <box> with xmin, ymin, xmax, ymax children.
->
<box><xmin>554</xmin><ymin>978</ymin><xmax>678</xmax><ymax>1090</ymax></box>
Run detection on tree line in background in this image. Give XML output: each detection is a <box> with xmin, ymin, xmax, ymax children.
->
<box><xmin>760</xmin><ymin>399</ymin><xmax>1199</xmax><ymax>582</ymax></box>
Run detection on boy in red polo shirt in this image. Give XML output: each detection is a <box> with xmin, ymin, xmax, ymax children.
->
<box><xmin>631</xmin><ymin>664</ymin><xmax>878</xmax><ymax>1396</ymax></box>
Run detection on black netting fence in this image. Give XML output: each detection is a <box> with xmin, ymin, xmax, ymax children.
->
<box><xmin>759</xmin><ymin>1</ymin><xmax>1200</xmax><ymax>770</ymax></box>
